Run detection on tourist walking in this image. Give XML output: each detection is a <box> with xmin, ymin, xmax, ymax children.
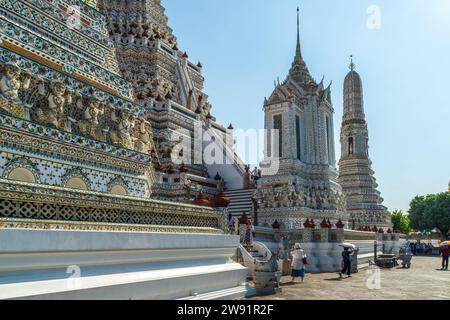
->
<box><xmin>252</xmin><ymin>167</ymin><xmax>260</xmax><ymax>184</ymax></box>
<box><xmin>227</xmin><ymin>213</ymin><xmax>234</xmax><ymax>232</ymax></box>
<box><xmin>412</xmin><ymin>242</ymin><xmax>417</xmax><ymax>255</ymax></box>
<box><xmin>291</xmin><ymin>243</ymin><xmax>307</xmax><ymax>283</ymax></box>
<box><xmin>243</xmin><ymin>221</ymin><xmax>255</xmax><ymax>249</ymax></box>
<box><xmin>440</xmin><ymin>243</ymin><xmax>450</xmax><ymax>270</ymax></box>
<box><xmin>339</xmin><ymin>247</ymin><xmax>354</xmax><ymax>278</ymax></box>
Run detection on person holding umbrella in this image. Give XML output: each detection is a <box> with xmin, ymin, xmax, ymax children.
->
<box><xmin>440</xmin><ymin>241</ymin><xmax>450</xmax><ymax>270</ymax></box>
<box><xmin>339</xmin><ymin>243</ymin><xmax>355</xmax><ymax>279</ymax></box>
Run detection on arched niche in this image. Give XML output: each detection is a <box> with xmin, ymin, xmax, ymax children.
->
<box><xmin>66</xmin><ymin>177</ymin><xmax>88</xmax><ymax>191</ymax></box>
<box><xmin>7</xmin><ymin>168</ymin><xmax>36</xmax><ymax>183</ymax></box>
<box><xmin>110</xmin><ymin>185</ymin><xmax>128</xmax><ymax>196</ymax></box>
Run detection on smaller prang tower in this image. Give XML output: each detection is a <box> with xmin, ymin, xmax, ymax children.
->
<box><xmin>255</xmin><ymin>8</ymin><xmax>348</xmax><ymax>229</ymax></box>
<box><xmin>338</xmin><ymin>58</ymin><xmax>391</xmax><ymax>231</ymax></box>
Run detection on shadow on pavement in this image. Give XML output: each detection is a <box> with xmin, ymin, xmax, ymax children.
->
<box><xmin>324</xmin><ymin>277</ymin><xmax>343</xmax><ymax>281</ymax></box>
<box><xmin>280</xmin><ymin>281</ymin><xmax>297</xmax><ymax>287</ymax></box>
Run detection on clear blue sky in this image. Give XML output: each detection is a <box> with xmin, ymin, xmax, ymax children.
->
<box><xmin>163</xmin><ymin>0</ymin><xmax>450</xmax><ymax>213</ymax></box>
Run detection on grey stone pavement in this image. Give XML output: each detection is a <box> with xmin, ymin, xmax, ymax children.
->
<box><xmin>247</xmin><ymin>256</ymin><xmax>450</xmax><ymax>300</ymax></box>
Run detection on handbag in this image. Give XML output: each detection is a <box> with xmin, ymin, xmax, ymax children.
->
<box><xmin>302</xmin><ymin>256</ymin><xmax>308</xmax><ymax>265</ymax></box>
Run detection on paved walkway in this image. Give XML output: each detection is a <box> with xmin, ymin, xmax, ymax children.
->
<box><xmin>248</xmin><ymin>256</ymin><xmax>450</xmax><ymax>300</ymax></box>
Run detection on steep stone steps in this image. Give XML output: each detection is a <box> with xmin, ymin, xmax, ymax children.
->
<box><xmin>225</xmin><ymin>189</ymin><xmax>256</xmax><ymax>218</ymax></box>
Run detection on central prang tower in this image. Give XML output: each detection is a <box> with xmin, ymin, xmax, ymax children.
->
<box><xmin>98</xmin><ymin>0</ymin><xmax>246</xmax><ymax>201</ymax></box>
<box><xmin>256</xmin><ymin>8</ymin><xmax>348</xmax><ymax>229</ymax></box>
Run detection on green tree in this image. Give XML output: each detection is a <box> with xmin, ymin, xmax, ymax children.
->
<box><xmin>408</xmin><ymin>192</ymin><xmax>450</xmax><ymax>239</ymax></box>
<box><xmin>391</xmin><ymin>210</ymin><xmax>411</xmax><ymax>234</ymax></box>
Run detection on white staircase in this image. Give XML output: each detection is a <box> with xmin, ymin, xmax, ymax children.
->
<box><xmin>238</xmin><ymin>242</ymin><xmax>272</xmax><ymax>278</ymax></box>
<box><xmin>225</xmin><ymin>189</ymin><xmax>256</xmax><ymax>218</ymax></box>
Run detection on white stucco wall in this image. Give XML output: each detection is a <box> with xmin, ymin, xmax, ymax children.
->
<box><xmin>0</xmin><ymin>229</ymin><xmax>251</xmax><ymax>300</ymax></box>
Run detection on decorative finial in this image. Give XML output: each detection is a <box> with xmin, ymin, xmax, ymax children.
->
<box><xmin>349</xmin><ymin>54</ymin><xmax>356</xmax><ymax>71</ymax></box>
<box><xmin>296</xmin><ymin>6</ymin><xmax>301</xmax><ymax>59</ymax></box>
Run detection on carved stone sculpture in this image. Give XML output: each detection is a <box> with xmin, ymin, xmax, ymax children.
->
<box><xmin>0</xmin><ymin>63</ymin><xmax>31</xmax><ymax>119</ymax></box>
<box><xmin>0</xmin><ymin>63</ymin><xmax>21</xmax><ymax>101</ymax></box>
<box><xmin>35</xmin><ymin>81</ymin><xmax>71</xmax><ymax>131</ymax></box>
<box><xmin>110</xmin><ymin>109</ymin><xmax>135</xmax><ymax>149</ymax></box>
<box><xmin>322</xmin><ymin>192</ymin><xmax>330</xmax><ymax>209</ymax></box>
<box><xmin>134</xmin><ymin>119</ymin><xmax>155</xmax><ymax>155</ymax></box>
<box><xmin>154</xmin><ymin>134</ymin><xmax>183</xmax><ymax>159</ymax></box>
<box><xmin>78</xmin><ymin>97</ymin><xmax>106</xmax><ymax>142</ymax></box>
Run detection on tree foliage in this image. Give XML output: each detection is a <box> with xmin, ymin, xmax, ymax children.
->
<box><xmin>391</xmin><ymin>210</ymin><xmax>411</xmax><ymax>234</ymax></box>
<box><xmin>408</xmin><ymin>192</ymin><xmax>450</xmax><ymax>239</ymax></box>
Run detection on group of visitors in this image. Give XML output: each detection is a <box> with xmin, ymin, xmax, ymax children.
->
<box><xmin>290</xmin><ymin>244</ymin><xmax>355</xmax><ymax>283</ymax></box>
<box><xmin>234</xmin><ymin>214</ymin><xmax>357</xmax><ymax>283</ymax></box>
<box><xmin>244</xmin><ymin>165</ymin><xmax>262</xmax><ymax>188</ymax></box>
<box><xmin>409</xmin><ymin>240</ymin><xmax>437</xmax><ymax>255</ymax></box>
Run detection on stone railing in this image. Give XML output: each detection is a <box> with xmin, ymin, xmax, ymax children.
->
<box><xmin>255</xmin><ymin>226</ymin><xmax>345</xmax><ymax>244</ymax></box>
<box><xmin>253</xmin><ymin>225</ymin><xmax>345</xmax><ymax>274</ymax></box>
<box><xmin>344</xmin><ymin>229</ymin><xmax>377</xmax><ymax>241</ymax></box>
<box><xmin>0</xmin><ymin>179</ymin><xmax>227</xmax><ymax>233</ymax></box>
<box><xmin>376</xmin><ymin>232</ymin><xmax>402</xmax><ymax>255</ymax></box>
<box><xmin>252</xmin><ymin>225</ymin><xmax>404</xmax><ymax>274</ymax></box>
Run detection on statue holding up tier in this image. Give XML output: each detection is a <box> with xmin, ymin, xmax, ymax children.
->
<box><xmin>310</xmin><ymin>195</ymin><xmax>317</xmax><ymax>209</ymax></box>
<box><xmin>322</xmin><ymin>192</ymin><xmax>330</xmax><ymax>209</ymax></box>
<box><xmin>266</xmin><ymin>192</ymin><xmax>276</xmax><ymax>208</ymax></box>
<box><xmin>279</xmin><ymin>192</ymin><xmax>290</xmax><ymax>207</ymax></box>
<box><xmin>35</xmin><ymin>81</ymin><xmax>72</xmax><ymax>131</ymax></box>
<box><xmin>258</xmin><ymin>193</ymin><xmax>267</xmax><ymax>209</ymax></box>
<box><xmin>0</xmin><ymin>63</ymin><xmax>31</xmax><ymax>119</ymax></box>
<box><xmin>109</xmin><ymin>109</ymin><xmax>135</xmax><ymax>149</ymax></box>
<box><xmin>133</xmin><ymin>119</ymin><xmax>155</xmax><ymax>155</ymax></box>
<box><xmin>154</xmin><ymin>133</ymin><xmax>184</xmax><ymax>159</ymax></box>
<box><xmin>78</xmin><ymin>97</ymin><xmax>106</xmax><ymax>142</ymax></box>
<box><xmin>0</xmin><ymin>63</ymin><xmax>21</xmax><ymax>101</ymax></box>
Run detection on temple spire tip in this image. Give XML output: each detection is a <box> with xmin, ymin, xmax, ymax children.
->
<box><xmin>349</xmin><ymin>54</ymin><xmax>356</xmax><ymax>71</ymax></box>
<box><xmin>295</xmin><ymin>6</ymin><xmax>301</xmax><ymax>59</ymax></box>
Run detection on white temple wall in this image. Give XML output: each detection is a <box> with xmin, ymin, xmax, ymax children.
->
<box><xmin>0</xmin><ymin>229</ymin><xmax>251</xmax><ymax>300</ymax></box>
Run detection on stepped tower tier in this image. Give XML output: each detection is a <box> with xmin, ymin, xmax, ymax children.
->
<box><xmin>255</xmin><ymin>8</ymin><xmax>349</xmax><ymax>229</ymax></box>
<box><xmin>0</xmin><ymin>0</ymin><xmax>251</xmax><ymax>300</ymax></box>
<box><xmin>98</xmin><ymin>0</ymin><xmax>246</xmax><ymax>201</ymax></box>
<box><xmin>0</xmin><ymin>0</ymin><xmax>230</xmax><ymax>231</ymax></box>
<box><xmin>0</xmin><ymin>0</ymin><xmax>157</xmax><ymax>198</ymax></box>
<box><xmin>338</xmin><ymin>59</ymin><xmax>391</xmax><ymax>230</ymax></box>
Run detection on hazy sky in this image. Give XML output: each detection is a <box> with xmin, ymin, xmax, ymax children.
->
<box><xmin>163</xmin><ymin>0</ymin><xmax>450</xmax><ymax>213</ymax></box>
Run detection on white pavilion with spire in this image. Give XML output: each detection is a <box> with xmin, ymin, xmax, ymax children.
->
<box><xmin>255</xmin><ymin>8</ymin><xmax>349</xmax><ymax>229</ymax></box>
